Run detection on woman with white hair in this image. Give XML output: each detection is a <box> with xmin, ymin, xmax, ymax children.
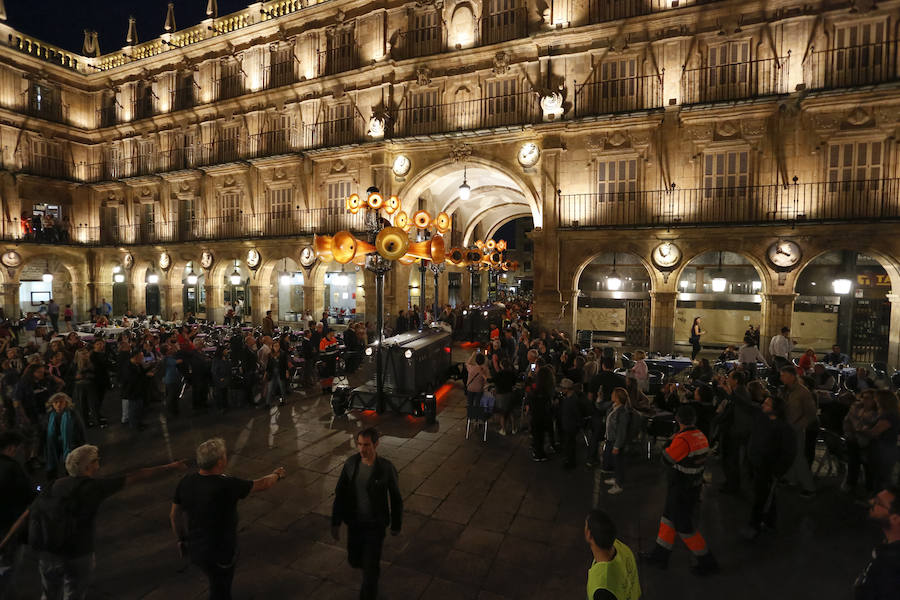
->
<box><xmin>44</xmin><ymin>393</ymin><xmax>86</xmax><ymax>481</ymax></box>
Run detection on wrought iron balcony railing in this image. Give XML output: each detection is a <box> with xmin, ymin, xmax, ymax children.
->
<box><xmin>170</xmin><ymin>86</ymin><xmax>196</xmax><ymax>111</ymax></box>
<box><xmin>558</xmin><ymin>179</ymin><xmax>900</xmax><ymax>229</ymax></box>
<box><xmin>588</xmin><ymin>0</ymin><xmax>720</xmax><ymax>24</ymax></box>
<box><xmin>392</xmin><ymin>90</ymin><xmax>540</xmax><ymax>137</ymax></box>
<box><xmin>318</xmin><ymin>46</ymin><xmax>358</xmax><ymax>76</ymax></box>
<box><xmin>216</xmin><ymin>74</ymin><xmax>245</xmax><ymax>101</ymax></box>
<box><xmin>1</xmin><ymin>207</ymin><xmax>367</xmax><ymax>247</ymax></box>
<box><xmin>681</xmin><ymin>56</ymin><xmax>789</xmax><ymax>104</ymax></box>
<box><xmin>25</xmin><ymin>96</ymin><xmax>67</xmax><ymax>124</ymax></box>
<box><xmin>803</xmin><ymin>40</ymin><xmax>899</xmax><ymax>90</ymax></box>
<box><xmin>574</xmin><ymin>72</ymin><xmax>663</xmax><ymax>117</ymax></box>
<box><xmin>264</xmin><ymin>59</ymin><xmax>297</xmax><ymax>88</ymax></box>
<box><xmin>394</xmin><ymin>26</ymin><xmax>444</xmax><ymax>59</ymax></box>
<box><xmin>479</xmin><ymin>7</ymin><xmax>527</xmax><ymax>46</ymax></box>
<box><xmin>20</xmin><ymin>155</ymin><xmax>73</xmax><ymax>180</ymax></box>
<box><xmin>96</xmin><ymin>105</ymin><xmax>122</xmax><ymax>128</ymax></box>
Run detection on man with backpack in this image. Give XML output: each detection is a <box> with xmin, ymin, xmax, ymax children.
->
<box><xmin>29</xmin><ymin>444</ymin><xmax>185</xmax><ymax>599</ymax></box>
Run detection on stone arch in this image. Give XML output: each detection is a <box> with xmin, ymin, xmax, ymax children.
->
<box><xmin>461</xmin><ymin>200</ymin><xmax>532</xmax><ymax>246</ymax></box>
<box><xmin>672</xmin><ymin>246</ymin><xmax>773</xmax><ymax>296</ymax></box>
<box><xmin>398</xmin><ymin>156</ymin><xmax>543</xmax><ymax>232</ymax></box>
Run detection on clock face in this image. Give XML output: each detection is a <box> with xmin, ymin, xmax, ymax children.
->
<box><xmin>123</xmin><ymin>253</ymin><xmax>134</xmax><ymax>269</ymax></box>
<box><xmin>247</xmin><ymin>248</ymin><xmax>261</xmax><ymax>269</ymax></box>
<box><xmin>767</xmin><ymin>240</ymin><xmax>802</xmax><ymax>269</ymax></box>
<box><xmin>392</xmin><ymin>155</ymin><xmax>411</xmax><ymax>177</ymax></box>
<box><xmin>159</xmin><ymin>252</ymin><xmax>171</xmax><ymax>271</ymax></box>
<box><xmin>299</xmin><ymin>246</ymin><xmax>316</xmax><ymax>268</ymax></box>
<box><xmin>517</xmin><ymin>143</ymin><xmax>540</xmax><ymax>167</ymax></box>
<box><xmin>652</xmin><ymin>242</ymin><xmax>682</xmax><ymax>269</ymax></box>
<box><xmin>1</xmin><ymin>250</ymin><xmax>22</xmax><ymax>268</ymax></box>
<box><xmin>200</xmin><ymin>251</ymin><xmax>214</xmax><ymax>270</ymax></box>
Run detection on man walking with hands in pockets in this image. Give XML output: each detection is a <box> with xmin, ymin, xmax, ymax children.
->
<box><xmin>332</xmin><ymin>428</ymin><xmax>403</xmax><ymax>600</ymax></box>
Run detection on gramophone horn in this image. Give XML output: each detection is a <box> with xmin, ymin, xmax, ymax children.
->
<box><xmin>434</xmin><ymin>212</ymin><xmax>452</xmax><ymax>234</ymax></box>
<box><xmin>375</xmin><ymin>227</ymin><xmax>410</xmax><ymax>261</ymax></box>
<box><xmin>496</xmin><ymin>239</ymin><xmax>507</xmax><ymax>252</ymax></box>
<box><xmin>313</xmin><ymin>235</ymin><xmax>333</xmax><ymax>262</ymax></box>
<box><xmin>384</xmin><ymin>195</ymin><xmax>400</xmax><ymax>215</ymax></box>
<box><xmin>412</xmin><ymin>209</ymin><xmax>432</xmax><ymax>230</ymax></box>
<box><xmin>448</xmin><ymin>247</ymin><xmax>465</xmax><ymax>265</ymax></box>
<box><xmin>366</xmin><ymin>191</ymin><xmax>384</xmax><ymax>209</ymax></box>
<box><xmin>489</xmin><ymin>251</ymin><xmax>502</xmax><ymax>265</ymax></box>
<box><xmin>346</xmin><ymin>193</ymin><xmax>362</xmax><ymax>212</ymax></box>
<box><xmin>429</xmin><ymin>235</ymin><xmax>446</xmax><ymax>264</ymax></box>
<box><xmin>465</xmin><ymin>249</ymin><xmax>483</xmax><ymax>264</ymax></box>
<box><xmin>398</xmin><ymin>254</ymin><xmax>416</xmax><ymax>265</ymax></box>
<box><xmin>406</xmin><ymin>239</ymin><xmax>433</xmax><ymax>261</ymax></box>
<box><xmin>394</xmin><ymin>211</ymin><xmax>410</xmax><ymax>231</ymax></box>
<box><xmin>332</xmin><ymin>231</ymin><xmax>359</xmax><ymax>264</ymax></box>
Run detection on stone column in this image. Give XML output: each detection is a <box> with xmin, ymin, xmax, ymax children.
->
<box><xmin>460</xmin><ymin>269</ymin><xmax>472</xmax><ymax>307</ymax></box>
<box><xmin>162</xmin><ymin>283</ymin><xmax>184</xmax><ymax>321</ymax></box>
<box><xmin>205</xmin><ymin>284</ymin><xmax>224</xmax><ymax>324</ymax></box>
<box><xmin>362</xmin><ymin>268</ymin><xmax>376</xmax><ymax>324</ymax></box>
<box><xmin>886</xmin><ymin>294</ymin><xmax>900</xmax><ymax>369</ymax></box>
<box><xmin>249</xmin><ymin>285</ymin><xmax>269</xmax><ymax>325</ymax></box>
<box><xmin>567</xmin><ymin>289</ymin><xmax>579</xmax><ymax>341</ymax></box>
<box><xmin>762</xmin><ymin>293</ymin><xmax>797</xmax><ymax>360</ymax></box>
<box><xmin>0</xmin><ymin>283</ymin><xmax>19</xmax><ymax>319</ymax></box>
<box><xmin>86</xmin><ymin>282</ymin><xmax>100</xmax><ymax>313</ymax></box>
<box><xmin>649</xmin><ymin>291</ymin><xmax>677</xmax><ymax>354</ymax></box>
<box><xmin>129</xmin><ymin>281</ymin><xmax>145</xmax><ymax>317</ymax></box>
<box><xmin>304</xmin><ymin>281</ymin><xmax>325</xmax><ymax>319</ymax></box>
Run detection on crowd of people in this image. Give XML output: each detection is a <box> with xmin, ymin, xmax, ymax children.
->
<box><xmin>0</xmin><ymin>293</ymin><xmax>899</xmax><ymax>598</ymax></box>
<box><xmin>18</xmin><ymin>212</ymin><xmax>74</xmax><ymax>244</ymax></box>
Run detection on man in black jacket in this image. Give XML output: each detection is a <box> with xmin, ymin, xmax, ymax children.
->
<box><xmin>331</xmin><ymin>428</ymin><xmax>402</xmax><ymax>600</ymax></box>
<box><xmin>0</xmin><ymin>431</ymin><xmax>35</xmax><ymax>599</ymax></box>
<box><xmin>742</xmin><ymin>396</ymin><xmax>795</xmax><ymax>540</ymax></box>
<box><xmin>120</xmin><ymin>350</ymin><xmax>156</xmax><ymax>431</ymax></box>
<box><xmin>855</xmin><ymin>487</ymin><xmax>900</xmax><ymax>599</ymax></box>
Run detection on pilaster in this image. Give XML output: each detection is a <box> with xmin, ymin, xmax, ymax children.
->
<box><xmin>649</xmin><ymin>291</ymin><xmax>678</xmax><ymax>354</ymax></box>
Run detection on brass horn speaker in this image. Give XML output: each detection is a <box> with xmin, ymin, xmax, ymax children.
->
<box><xmin>394</xmin><ymin>211</ymin><xmax>411</xmax><ymax>231</ymax></box>
<box><xmin>429</xmin><ymin>235</ymin><xmax>446</xmax><ymax>264</ymax></box>
<box><xmin>465</xmin><ymin>249</ymin><xmax>483</xmax><ymax>264</ymax></box>
<box><xmin>346</xmin><ymin>193</ymin><xmax>362</xmax><ymax>212</ymax></box>
<box><xmin>489</xmin><ymin>251</ymin><xmax>502</xmax><ymax>265</ymax></box>
<box><xmin>434</xmin><ymin>212</ymin><xmax>452</xmax><ymax>234</ymax></box>
<box><xmin>314</xmin><ymin>235</ymin><xmax>333</xmax><ymax>261</ymax></box>
<box><xmin>375</xmin><ymin>227</ymin><xmax>410</xmax><ymax>261</ymax></box>
<box><xmin>448</xmin><ymin>247</ymin><xmax>465</xmax><ymax>265</ymax></box>
<box><xmin>406</xmin><ymin>238</ymin><xmax>433</xmax><ymax>261</ymax></box>
<box><xmin>366</xmin><ymin>191</ymin><xmax>384</xmax><ymax>209</ymax></box>
<box><xmin>496</xmin><ymin>239</ymin><xmax>507</xmax><ymax>252</ymax></box>
<box><xmin>412</xmin><ymin>209</ymin><xmax>432</xmax><ymax>230</ymax></box>
<box><xmin>485</xmin><ymin>239</ymin><xmax>496</xmax><ymax>251</ymax></box>
<box><xmin>384</xmin><ymin>195</ymin><xmax>400</xmax><ymax>215</ymax></box>
<box><xmin>398</xmin><ymin>254</ymin><xmax>416</xmax><ymax>265</ymax></box>
<box><xmin>332</xmin><ymin>231</ymin><xmax>358</xmax><ymax>264</ymax></box>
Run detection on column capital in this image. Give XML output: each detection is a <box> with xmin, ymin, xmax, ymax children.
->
<box><xmin>649</xmin><ymin>290</ymin><xmax>678</xmax><ymax>301</ymax></box>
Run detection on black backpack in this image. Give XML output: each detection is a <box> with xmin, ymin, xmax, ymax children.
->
<box><xmin>28</xmin><ymin>479</ymin><xmax>89</xmax><ymax>554</ymax></box>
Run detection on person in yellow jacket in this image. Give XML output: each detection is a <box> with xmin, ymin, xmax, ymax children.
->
<box><xmin>584</xmin><ymin>509</ymin><xmax>641</xmax><ymax>600</ymax></box>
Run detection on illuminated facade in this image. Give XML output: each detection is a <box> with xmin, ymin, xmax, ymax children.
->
<box><xmin>0</xmin><ymin>0</ymin><xmax>899</xmax><ymax>362</ymax></box>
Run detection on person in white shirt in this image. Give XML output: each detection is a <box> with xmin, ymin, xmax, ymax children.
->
<box><xmin>768</xmin><ymin>326</ymin><xmax>794</xmax><ymax>369</ymax></box>
<box><xmin>738</xmin><ymin>336</ymin><xmax>767</xmax><ymax>380</ymax></box>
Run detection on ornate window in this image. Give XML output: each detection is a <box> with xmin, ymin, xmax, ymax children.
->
<box><xmin>832</xmin><ymin>21</ymin><xmax>886</xmax><ymax>86</ymax></box>
<box><xmin>269</xmin><ymin>187</ymin><xmax>294</xmax><ymax>219</ymax></box>
<box><xmin>326</xmin><ymin>180</ymin><xmax>352</xmax><ymax>216</ymax></box>
<box><xmin>597</xmin><ymin>156</ymin><xmax>638</xmax><ymax>201</ymax></box>
<box><xmin>703</xmin><ymin>149</ymin><xmax>749</xmax><ymax>200</ymax></box>
<box><xmin>483</xmin><ymin>78</ymin><xmax>519</xmax><ymax>127</ymax></box>
<box><xmin>705</xmin><ymin>40</ymin><xmax>751</xmax><ymax>101</ymax></box>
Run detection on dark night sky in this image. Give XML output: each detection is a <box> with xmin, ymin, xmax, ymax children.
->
<box><xmin>6</xmin><ymin>0</ymin><xmax>254</xmax><ymax>54</ymax></box>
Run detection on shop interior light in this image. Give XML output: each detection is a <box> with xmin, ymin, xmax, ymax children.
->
<box><xmin>606</xmin><ymin>276</ymin><xmax>622</xmax><ymax>291</ymax></box>
<box><xmin>112</xmin><ymin>265</ymin><xmax>121</xmax><ymax>274</ymax></box>
<box><xmin>458</xmin><ymin>165</ymin><xmax>471</xmax><ymax>201</ymax></box>
<box><xmin>711</xmin><ymin>277</ymin><xmax>727</xmax><ymax>292</ymax></box>
<box><xmin>752</xmin><ymin>280</ymin><xmax>762</xmax><ymax>292</ymax></box>
<box><xmin>147</xmin><ymin>273</ymin><xmax>160</xmax><ymax>284</ymax></box>
<box><xmin>404</xmin><ymin>349</ymin><xmax>413</xmax><ymax>359</ymax></box>
<box><xmin>680</xmin><ymin>280</ymin><xmax>689</xmax><ymax>290</ymax></box>
<box><xmin>833</xmin><ymin>278</ymin><xmax>852</xmax><ymax>295</ymax></box>
<box><xmin>230</xmin><ymin>266</ymin><xmax>241</xmax><ymax>286</ymax></box>
<box><xmin>42</xmin><ymin>259</ymin><xmax>53</xmax><ymax>283</ymax></box>
<box><xmin>280</xmin><ymin>273</ymin><xmax>291</xmax><ymax>286</ymax></box>
<box><xmin>114</xmin><ymin>273</ymin><xmax>125</xmax><ymax>283</ymax></box>
<box><xmin>186</xmin><ymin>265</ymin><xmax>199</xmax><ymax>285</ymax></box>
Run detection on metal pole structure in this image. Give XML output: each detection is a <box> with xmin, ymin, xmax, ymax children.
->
<box><xmin>375</xmin><ymin>265</ymin><xmax>385</xmax><ymax>413</ymax></box>
<box><xmin>419</xmin><ymin>259</ymin><xmax>426</xmax><ymax>325</ymax></box>
<box><xmin>469</xmin><ymin>267</ymin><xmax>475</xmax><ymax>306</ymax></box>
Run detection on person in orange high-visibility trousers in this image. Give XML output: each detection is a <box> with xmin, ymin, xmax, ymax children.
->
<box><xmin>640</xmin><ymin>405</ymin><xmax>719</xmax><ymax>576</ymax></box>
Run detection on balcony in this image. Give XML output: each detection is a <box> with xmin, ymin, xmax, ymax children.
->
<box><xmin>170</xmin><ymin>86</ymin><xmax>196</xmax><ymax>111</ymax></box>
<box><xmin>25</xmin><ymin>96</ymin><xmax>67</xmax><ymax>124</ymax></box>
<box><xmin>394</xmin><ymin>26</ymin><xmax>444</xmax><ymax>60</ymax></box>
<box><xmin>803</xmin><ymin>40</ymin><xmax>898</xmax><ymax>91</ymax></box>
<box><xmin>97</xmin><ymin>105</ymin><xmax>121</xmax><ymax>128</ymax></box>
<box><xmin>318</xmin><ymin>46</ymin><xmax>358</xmax><ymax>76</ymax></box>
<box><xmin>479</xmin><ymin>7</ymin><xmax>527</xmax><ymax>46</ymax></box>
<box><xmin>264</xmin><ymin>59</ymin><xmax>297</xmax><ymax>89</ymax></box>
<box><xmin>20</xmin><ymin>155</ymin><xmax>72</xmax><ymax>180</ymax></box>
<box><xmin>392</xmin><ymin>91</ymin><xmax>540</xmax><ymax>137</ymax></box>
<box><xmin>588</xmin><ymin>0</ymin><xmax>719</xmax><ymax>24</ymax></box>
<box><xmin>1</xmin><ymin>207</ymin><xmax>368</xmax><ymax>246</ymax></box>
<box><xmin>248</xmin><ymin>129</ymin><xmax>296</xmax><ymax>158</ymax></box>
<box><xmin>681</xmin><ymin>56</ymin><xmax>788</xmax><ymax>104</ymax></box>
<box><xmin>303</xmin><ymin>116</ymin><xmax>365</xmax><ymax>148</ymax></box>
<box><xmin>574</xmin><ymin>73</ymin><xmax>663</xmax><ymax>118</ymax></box>
<box><xmin>558</xmin><ymin>178</ymin><xmax>900</xmax><ymax>229</ymax></box>
<box><xmin>216</xmin><ymin>74</ymin><xmax>245</xmax><ymax>101</ymax></box>
<box><xmin>132</xmin><ymin>96</ymin><xmax>158</xmax><ymax>121</ymax></box>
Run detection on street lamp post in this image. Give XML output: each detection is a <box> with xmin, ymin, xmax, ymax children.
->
<box><xmin>429</xmin><ymin>262</ymin><xmax>445</xmax><ymax>321</ymax></box>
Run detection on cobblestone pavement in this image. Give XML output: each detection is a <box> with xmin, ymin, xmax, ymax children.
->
<box><xmin>11</xmin><ymin>352</ymin><xmax>877</xmax><ymax>599</ymax></box>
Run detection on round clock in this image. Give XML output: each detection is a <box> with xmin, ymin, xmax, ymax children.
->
<box><xmin>200</xmin><ymin>250</ymin><xmax>214</xmax><ymax>270</ymax></box>
<box><xmin>1</xmin><ymin>250</ymin><xmax>22</xmax><ymax>268</ymax></box>
<box><xmin>159</xmin><ymin>252</ymin><xmax>171</xmax><ymax>271</ymax></box>
<box><xmin>652</xmin><ymin>242</ymin><xmax>682</xmax><ymax>269</ymax></box>
<box><xmin>247</xmin><ymin>248</ymin><xmax>261</xmax><ymax>270</ymax></box>
<box><xmin>299</xmin><ymin>246</ymin><xmax>316</xmax><ymax>268</ymax></box>
<box><xmin>767</xmin><ymin>240</ymin><xmax>802</xmax><ymax>269</ymax></box>
<box><xmin>123</xmin><ymin>253</ymin><xmax>134</xmax><ymax>270</ymax></box>
<box><xmin>392</xmin><ymin>155</ymin><xmax>411</xmax><ymax>178</ymax></box>
<box><xmin>517</xmin><ymin>143</ymin><xmax>540</xmax><ymax>168</ymax></box>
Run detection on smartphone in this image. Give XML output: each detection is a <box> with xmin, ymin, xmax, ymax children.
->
<box><xmin>530</xmin><ymin>363</ymin><xmax>536</xmax><ymax>372</ymax></box>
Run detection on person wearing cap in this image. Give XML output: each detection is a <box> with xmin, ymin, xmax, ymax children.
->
<box><xmin>559</xmin><ymin>378</ymin><xmax>588</xmax><ymax>469</ymax></box>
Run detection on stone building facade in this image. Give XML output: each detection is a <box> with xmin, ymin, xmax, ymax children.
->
<box><xmin>0</xmin><ymin>0</ymin><xmax>898</xmax><ymax>363</ymax></box>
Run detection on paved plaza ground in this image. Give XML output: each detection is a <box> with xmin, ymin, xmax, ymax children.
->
<box><xmin>10</xmin><ymin>349</ymin><xmax>880</xmax><ymax>599</ymax></box>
